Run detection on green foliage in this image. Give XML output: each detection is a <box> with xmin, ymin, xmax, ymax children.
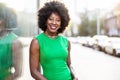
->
<box><xmin>79</xmin><ymin>12</ymin><xmax>89</xmax><ymax>36</ymax></box>
<box><xmin>78</xmin><ymin>10</ymin><xmax>104</xmax><ymax>36</ymax></box>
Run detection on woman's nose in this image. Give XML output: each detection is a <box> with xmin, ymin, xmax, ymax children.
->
<box><xmin>52</xmin><ymin>20</ymin><xmax>56</xmax><ymax>24</ymax></box>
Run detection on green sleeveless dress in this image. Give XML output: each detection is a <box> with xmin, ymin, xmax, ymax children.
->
<box><xmin>0</xmin><ymin>32</ymin><xmax>17</xmax><ymax>80</ymax></box>
<box><xmin>36</xmin><ymin>33</ymin><xmax>72</xmax><ymax>80</ymax></box>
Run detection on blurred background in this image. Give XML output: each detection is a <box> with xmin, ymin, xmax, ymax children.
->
<box><xmin>0</xmin><ymin>0</ymin><xmax>120</xmax><ymax>37</ymax></box>
<box><xmin>0</xmin><ymin>0</ymin><xmax>120</xmax><ymax>80</ymax></box>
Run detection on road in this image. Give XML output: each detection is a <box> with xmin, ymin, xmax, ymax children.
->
<box><xmin>71</xmin><ymin>43</ymin><xmax>120</xmax><ymax>80</ymax></box>
<box><xmin>18</xmin><ymin>40</ymin><xmax>120</xmax><ymax>80</ymax></box>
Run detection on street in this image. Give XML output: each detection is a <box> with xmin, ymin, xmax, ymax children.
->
<box><xmin>71</xmin><ymin>43</ymin><xmax>120</xmax><ymax>80</ymax></box>
<box><xmin>18</xmin><ymin>39</ymin><xmax>120</xmax><ymax>80</ymax></box>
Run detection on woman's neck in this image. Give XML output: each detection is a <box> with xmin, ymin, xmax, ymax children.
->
<box><xmin>0</xmin><ymin>31</ymin><xmax>8</xmax><ymax>36</ymax></box>
<box><xmin>0</xmin><ymin>31</ymin><xmax>9</xmax><ymax>39</ymax></box>
<box><xmin>44</xmin><ymin>31</ymin><xmax>58</xmax><ymax>38</ymax></box>
<box><xmin>45</xmin><ymin>30</ymin><xmax>57</xmax><ymax>36</ymax></box>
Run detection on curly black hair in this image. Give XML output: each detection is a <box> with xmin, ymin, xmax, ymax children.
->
<box><xmin>38</xmin><ymin>1</ymin><xmax>70</xmax><ymax>33</ymax></box>
<box><xmin>0</xmin><ymin>3</ymin><xmax>17</xmax><ymax>31</ymax></box>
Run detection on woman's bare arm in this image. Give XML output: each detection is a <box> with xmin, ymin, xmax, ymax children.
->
<box><xmin>29</xmin><ymin>38</ymin><xmax>47</xmax><ymax>80</ymax></box>
<box><xmin>12</xmin><ymin>38</ymin><xmax>23</xmax><ymax>79</ymax></box>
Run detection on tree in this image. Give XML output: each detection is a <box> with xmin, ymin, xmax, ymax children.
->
<box><xmin>78</xmin><ymin>10</ymin><xmax>89</xmax><ymax>36</ymax></box>
<box><xmin>78</xmin><ymin>9</ymin><xmax>104</xmax><ymax>36</ymax></box>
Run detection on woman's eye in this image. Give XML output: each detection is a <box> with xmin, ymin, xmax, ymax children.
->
<box><xmin>49</xmin><ymin>18</ymin><xmax>53</xmax><ymax>20</ymax></box>
<box><xmin>56</xmin><ymin>20</ymin><xmax>60</xmax><ymax>22</ymax></box>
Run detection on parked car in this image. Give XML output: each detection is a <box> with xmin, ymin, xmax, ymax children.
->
<box><xmin>77</xmin><ymin>36</ymin><xmax>89</xmax><ymax>46</ymax></box>
<box><xmin>92</xmin><ymin>35</ymin><xmax>108</xmax><ymax>51</ymax></box>
<box><xmin>68</xmin><ymin>37</ymin><xmax>78</xmax><ymax>44</ymax></box>
<box><xmin>104</xmin><ymin>37</ymin><xmax>120</xmax><ymax>56</ymax></box>
<box><xmin>86</xmin><ymin>37</ymin><xmax>95</xmax><ymax>48</ymax></box>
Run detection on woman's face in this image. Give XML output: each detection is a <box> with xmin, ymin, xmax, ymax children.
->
<box><xmin>46</xmin><ymin>13</ymin><xmax>61</xmax><ymax>34</ymax></box>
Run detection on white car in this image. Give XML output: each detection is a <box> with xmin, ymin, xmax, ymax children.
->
<box><xmin>104</xmin><ymin>37</ymin><xmax>120</xmax><ymax>56</ymax></box>
<box><xmin>92</xmin><ymin>35</ymin><xmax>108</xmax><ymax>51</ymax></box>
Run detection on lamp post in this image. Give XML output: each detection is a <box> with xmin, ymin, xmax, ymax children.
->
<box><xmin>37</xmin><ymin>0</ymin><xmax>40</xmax><ymax>34</ymax></box>
<box><xmin>96</xmin><ymin>9</ymin><xmax>100</xmax><ymax>35</ymax></box>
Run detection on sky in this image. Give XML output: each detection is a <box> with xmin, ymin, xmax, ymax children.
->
<box><xmin>0</xmin><ymin>0</ymin><xmax>120</xmax><ymax>12</ymax></box>
<box><xmin>0</xmin><ymin>0</ymin><xmax>120</xmax><ymax>22</ymax></box>
<box><xmin>0</xmin><ymin>0</ymin><xmax>37</xmax><ymax>12</ymax></box>
<box><xmin>76</xmin><ymin>0</ymin><xmax>120</xmax><ymax>12</ymax></box>
<box><xmin>67</xmin><ymin>0</ymin><xmax>120</xmax><ymax>12</ymax></box>
<box><xmin>62</xmin><ymin>0</ymin><xmax>120</xmax><ymax>23</ymax></box>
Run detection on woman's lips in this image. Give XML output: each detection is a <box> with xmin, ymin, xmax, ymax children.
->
<box><xmin>50</xmin><ymin>26</ymin><xmax>57</xmax><ymax>30</ymax></box>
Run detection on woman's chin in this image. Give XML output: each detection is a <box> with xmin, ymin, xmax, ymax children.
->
<box><xmin>50</xmin><ymin>30</ymin><xmax>57</xmax><ymax>33</ymax></box>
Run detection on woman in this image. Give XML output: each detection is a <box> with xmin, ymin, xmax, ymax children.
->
<box><xmin>0</xmin><ymin>3</ymin><xmax>23</xmax><ymax>80</ymax></box>
<box><xmin>29</xmin><ymin>1</ymin><xmax>78</xmax><ymax>80</ymax></box>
